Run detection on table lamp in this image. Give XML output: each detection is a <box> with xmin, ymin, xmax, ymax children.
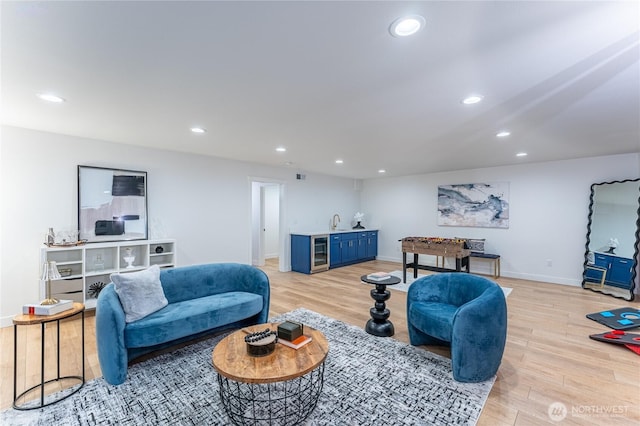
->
<box><xmin>41</xmin><ymin>260</ymin><xmax>62</xmax><ymax>305</ymax></box>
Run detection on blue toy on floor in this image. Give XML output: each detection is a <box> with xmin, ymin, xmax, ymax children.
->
<box><xmin>586</xmin><ymin>307</ymin><xmax>640</xmax><ymax>330</ymax></box>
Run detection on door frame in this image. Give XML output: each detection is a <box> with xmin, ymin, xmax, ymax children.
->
<box><xmin>249</xmin><ymin>177</ymin><xmax>288</xmax><ymax>272</ymax></box>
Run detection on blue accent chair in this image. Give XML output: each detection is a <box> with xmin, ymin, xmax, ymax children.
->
<box><xmin>96</xmin><ymin>263</ymin><xmax>270</xmax><ymax>385</ymax></box>
<box><xmin>406</xmin><ymin>273</ymin><xmax>507</xmax><ymax>382</ymax></box>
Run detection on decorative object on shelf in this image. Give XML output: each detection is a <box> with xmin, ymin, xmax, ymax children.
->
<box><xmin>244</xmin><ymin>328</ymin><xmax>277</xmax><ymax>357</ymax></box>
<box><xmin>58</xmin><ymin>267</ymin><xmax>73</xmax><ymax>277</ymax></box>
<box><xmin>55</xmin><ymin>229</ymin><xmax>80</xmax><ymax>245</ymax></box>
<box><xmin>40</xmin><ymin>260</ymin><xmax>62</xmax><ymax>305</ymax></box>
<box><xmin>88</xmin><ymin>281</ymin><xmax>106</xmax><ymax>299</ymax></box>
<box><xmin>93</xmin><ymin>254</ymin><xmax>105</xmax><ymax>272</ymax></box>
<box><xmin>45</xmin><ymin>228</ymin><xmax>86</xmax><ymax>247</ymax></box>
<box><xmin>155</xmin><ymin>245</ymin><xmax>164</xmax><ymax>254</ymax></box>
<box><xmin>352</xmin><ymin>212</ymin><xmax>365</xmax><ymax>229</ymax></box>
<box><xmin>46</xmin><ymin>240</ymin><xmax>87</xmax><ymax>247</ymax></box>
<box><xmin>605</xmin><ymin>237</ymin><xmax>619</xmax><ymax>254</ymax></box>
<box><xmin>47</xmin><ymin>228</ymin><xmax>55</xmax><ymax>246</ymax></box>
<box><xmin>123</xmin><ymin>247</ymin><xmax>135</xmax><ymax>269</ymax></box>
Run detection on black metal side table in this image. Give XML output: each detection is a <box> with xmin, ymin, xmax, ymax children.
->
<box><xmin>361</xmin><ymin>275</ymin><xmax>401</xmax><ymax>337</ymax></box>
<box><xmin>13</xmin><ymin>302</ymin><xmax>85</xmax><ymax>410</ymax></box>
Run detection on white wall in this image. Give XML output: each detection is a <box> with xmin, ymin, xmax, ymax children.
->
<box><xmin>0</xmin><ymin>126</ymin><xmax>361</xmax><ymax>325</ymax></box>
<box><xmin>2</xmin><ymin>125</ymin><xmax>637</xmax><ymax>326</ymax></box>
<box><xmin>362</xmin><ymin>154</ymin><xmax>639</xmax><ymax>285</ymax></box>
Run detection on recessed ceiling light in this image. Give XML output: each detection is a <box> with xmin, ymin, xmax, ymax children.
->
<box><xmin>462</xmin><ymin>95</ymin><xmax>483</xmax><ymax>105</ymax></box>
<box><xmin>496</xmin><ymin>131</ymin><xmax>511</xmax><ymax>138</ymax></box>
<box><xmin>335</xmin><ymin>159</ymin><xmax>344</xmax><ymax>164</ymax></box>
<box><xmin>37</xmin><ymin>93</ymin><xmax>65</xmax><ymax>103</ymax></box>
<box><xmin>516</xmin><ymin>152</ymin><xmax>528</xmax><ymax>157</ymax></box>
<box><xmin>378</xmin><ymin>169</ymin><xmax>386</xmax><ymax>174</ymax></box>
<box><xmin>389</xmin><ymin>15</ymin><xmax>426</xmax><ymax>37</ymax></box>
<box><xmin>190</xmin><ymin>127</ymin><xmax>206</xmax><ymax>134</ymax></box>
<box><xmin>276</xmin><ymin>147</ymin><xmax>286</xmax><ymax>152</ymax></box>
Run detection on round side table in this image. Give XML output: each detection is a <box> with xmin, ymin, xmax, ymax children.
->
<box><xmin>13</xmin><ymin>302</ymin><xmax>85</xmax><ymax>410</ymax></box>
<box><xmin>361</xmin><ymin>275</ymin><xmax>401</xmax><ymax>337</ymax></box>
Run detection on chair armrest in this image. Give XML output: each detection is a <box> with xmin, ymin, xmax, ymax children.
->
<box><xmin>452</xmin><ymin>286</ymin><xmax>507</xmax><ymax>357</ymax></box>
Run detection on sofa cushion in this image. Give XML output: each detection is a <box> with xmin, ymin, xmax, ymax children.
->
<box><xmin>124</xmin><ymin>291</ymin><xmax>264</xmax><ymax>348</ymax></box>
<box><xmin>408</xmin><ymin>301</ymin><xmax>457</xmax><ymax>342</ymax></box>
<box><xmin>111</xmin><ymin>265</ymin><xmax>168</xmax><ymax>323</ymax></box>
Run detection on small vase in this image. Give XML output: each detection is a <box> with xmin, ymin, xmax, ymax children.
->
<box><xmin>123</xmin><ymin>248</ymin><xmax>135</xmax><ymax>268</ymax></box>
<box><xmin>353</xmin><ymin>221</ymin><xmax>365</xmax><ymax>229</ymax></box>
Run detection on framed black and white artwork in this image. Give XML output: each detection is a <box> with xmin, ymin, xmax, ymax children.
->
<box><xmin>78</xmin><ymin>165</ymin><xmax>148</xmax><ymax>242</ymax></box>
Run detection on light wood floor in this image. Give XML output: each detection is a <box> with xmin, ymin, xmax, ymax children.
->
<box><xmin>1</xmin><ymin>259</ymin><xmax>639</xmax><ymax>425</ymax></box>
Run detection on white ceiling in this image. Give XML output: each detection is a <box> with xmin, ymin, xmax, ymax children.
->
<box><xmin>2</xmin><ymin>1</ymin><xmax>639</xmax><ymax>179</ymax></box>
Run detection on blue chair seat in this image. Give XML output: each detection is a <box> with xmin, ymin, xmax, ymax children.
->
<box><xmin>408</xmin><ymin>302</ymin><xmax>457</xmax><ymax>342</ymax></box>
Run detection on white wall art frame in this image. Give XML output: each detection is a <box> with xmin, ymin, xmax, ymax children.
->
<box><xmin>78</xmin><ymin>165</ymin><xmax>148</xmax><ymax>243</ymax></box>
<box><xmin>437</xmin><ymin>182</ymin><xmax>510</xmax><ymax>228</ymax></box>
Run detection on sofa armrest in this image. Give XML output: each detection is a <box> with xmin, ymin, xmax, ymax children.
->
<box><xmin>248</xmin><ymin>267</ymin><xmax>270</xmax><ymax>324</ymax></box>
<box><xmin>95</xmin><ymin>284</ymin><xmax>129</xmax><ymax>385</ymax></box>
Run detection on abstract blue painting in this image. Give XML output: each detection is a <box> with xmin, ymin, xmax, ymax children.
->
<box><xmin>437</xmin><ymin>182</ymin><xmax>510</xmax><ymax>228</ymax></box>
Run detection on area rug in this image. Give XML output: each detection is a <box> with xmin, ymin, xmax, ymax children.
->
<box><xmin>1</xmin><ymin>308</ymin><xmax>495</xmax><ymax>425</ymax></box>
<box><xmin>374</xmin><ymin>271</ymin><xmax>513</xmax><ymax>297</ymax></box>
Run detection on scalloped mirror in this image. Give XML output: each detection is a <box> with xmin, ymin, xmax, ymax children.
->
<box><xmin>583</xmin><ymin>179</ymin><xmax>639</xmax><ymax>301</ymax></box>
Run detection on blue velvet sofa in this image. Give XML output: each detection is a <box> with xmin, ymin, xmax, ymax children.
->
<box><xmin>406</xmin><ymin>273</ymin><xmax>507</xmax><ymax>383</ymax></box>
<box><xmin>96</xmin><ymin>263</ymin><xmax>270</xmax><ymax>385</ymax></box>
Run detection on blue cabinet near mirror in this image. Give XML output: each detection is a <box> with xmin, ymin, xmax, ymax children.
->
<box><xmin>583</xmin><ymin>179</ymin><xmax>639</xmax><ymax>301</ymax></box>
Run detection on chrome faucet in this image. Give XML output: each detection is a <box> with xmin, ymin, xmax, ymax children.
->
<box><xmin>331</xmin><ymin>214</ymin><xmax>341</xmax><ymax>230</ymax></box>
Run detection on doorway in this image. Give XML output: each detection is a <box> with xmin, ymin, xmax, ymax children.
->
<box><xmin>250</xmin><ymin>178</ymin><xmax>286</xmax><ymax>272</ymax></box>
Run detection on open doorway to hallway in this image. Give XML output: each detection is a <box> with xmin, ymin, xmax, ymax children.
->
<box><xmin>250</xmin><ymin>179</ymin><xmax>286</xmax><ymax>271</ymax></box>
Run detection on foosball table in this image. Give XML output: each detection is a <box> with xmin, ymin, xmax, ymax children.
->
<box><xmin>401</xmin><ymin>237</ymin><xmax>470</xmax><ymax>283</ymax></box>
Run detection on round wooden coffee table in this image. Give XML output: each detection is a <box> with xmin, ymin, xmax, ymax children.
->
<box><xmin>212</xmin><ymin>323</ymin><xmax>329</xmax><ymax>425</ymax></box>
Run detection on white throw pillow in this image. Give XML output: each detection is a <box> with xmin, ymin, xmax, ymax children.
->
<box><xmin>111</xmin><ymin>264</ymin><xmax>168</xmax><ymax>323</ymax></box>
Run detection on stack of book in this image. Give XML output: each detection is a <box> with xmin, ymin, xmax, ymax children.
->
<box><xmin>279</xmin><ymin>334</ymin><xmax>313</xmax><ymax>349</ymax></box>
<box><xmin>22</xmin><ymin>299</ymin><xmax>73</xmax><ymax>316</ymax></box>
<box><xmin>277</xmin><ymin>320</ymin><xmax>312</xmax><ymax>349</ymax></box>
<box><xmin>367</xmin><ymin>271</ymin><xmax>392</xmax><ymax>281</ymax></box>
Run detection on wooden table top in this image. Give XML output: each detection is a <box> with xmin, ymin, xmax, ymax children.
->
<box><xmin>13</xmin><ymin>303</ymin><xmax>85</xmax><ymax>325</ymax></box>
<box><xmin>212</xmin><ymin>323</ymin><xmax>329</xmax><ymax>384</ymax></box>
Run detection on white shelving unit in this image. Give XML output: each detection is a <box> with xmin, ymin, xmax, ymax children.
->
<box><xmin>40</xmin><ymin>239</ymin><xmax>176</xmax><ymax>310</ymax></box>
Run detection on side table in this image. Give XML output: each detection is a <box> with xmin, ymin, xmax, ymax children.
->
<box><xmin>13</xmin><ymin>302</ymin><xmax>85</xmax><ymax>410</ymax></box>
<box><xmin>361</xmin><ymin>275</ymin><xmax>401</xmax><ymax>337</ymax></box>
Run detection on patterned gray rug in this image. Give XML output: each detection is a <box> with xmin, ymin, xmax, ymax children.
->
<box><xmin>2</xmin><ymin>308</ymin><xmax>495</xmax><ymax>425</ymax></box>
